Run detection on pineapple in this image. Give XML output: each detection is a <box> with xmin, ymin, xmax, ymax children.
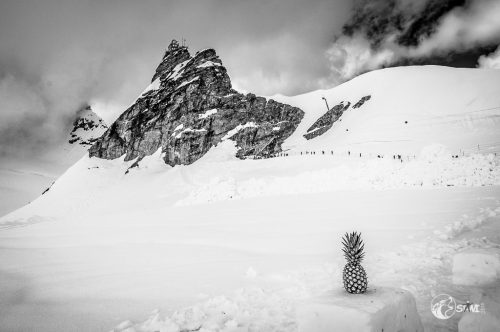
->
<box><xmin>342</xmin><ymin>231</ymin><xmax>368</xmax><ymax>294</ymax></box>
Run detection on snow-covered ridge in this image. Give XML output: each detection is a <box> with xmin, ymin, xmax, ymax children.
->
<box><xmin>275</xmin><ymin>66</ymin><xmax>500</xmax><ymax>155</ymax></box>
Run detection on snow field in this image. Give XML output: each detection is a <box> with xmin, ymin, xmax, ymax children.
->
<box><xmin>1</xmin><ymin>66</ymin><xmax>500</xmax><ymax>331</ymax></box>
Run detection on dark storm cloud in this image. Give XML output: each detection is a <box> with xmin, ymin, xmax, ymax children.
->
<box><xmin>327</xmin><ymin>0</ymin><xmax>500</xmax><ymax>80</ymax></box>
<box><xmin>0</xmin><ymin>0</ymin><xmax>351</xmax><ymax>160</ymax></box>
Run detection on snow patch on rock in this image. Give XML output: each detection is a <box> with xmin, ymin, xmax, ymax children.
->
<box><xmin>140</xmin><ymin>78</ymin><xmax>161</xmax><ymax>97</ymax></box>
<box><xmin>197</xmin><ymin>61</ymin><xmax>221</xmax><ymax>68</ymax></box>
<box><xmin>198</xmin><ymin>109</ymin><xmax>218</xmax><ymax>119</ymax></box>
<box><xmin>222</xmin><ymin>122</ymin><xmax>257</xmax><ymax>140</ymax></box>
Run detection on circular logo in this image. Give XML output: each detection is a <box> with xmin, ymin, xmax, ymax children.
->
<box><xmin>431</xmin><ymin>294</ymin><xmax>456</xmax><ymax>319</ymax></box>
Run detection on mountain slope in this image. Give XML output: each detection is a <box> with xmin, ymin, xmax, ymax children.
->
<box><xmin>0</xmin><ymin>105</ymin><xmax>107</xmax><ymax>217</ymax></box>
<box><xmin>2</xmin><ymin>65</ymin><xmax>500</xmax><ymax>221</ymax></box>
<box><xmin>276</xmin><ymin>66</ymin><xmax>500</xmax><ymax>155</ymax></box>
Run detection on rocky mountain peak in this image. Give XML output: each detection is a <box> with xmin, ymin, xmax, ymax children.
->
<box><xmin>69</xmin><ymin>105</ymin><xmax>107</xmax><ymax>146</ymax></box>
<box><xmin>89</xmin><ymin>40</ymin><xmax>304</xmax><ymax>167</ymax></box>
<box><xmin>151</xmin><ymin>40</ymin><xmax>191</xmax><ymax>82</ymax></box>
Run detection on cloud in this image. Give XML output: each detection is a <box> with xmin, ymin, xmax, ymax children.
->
<box><xmin>326</xmin><ymin>34</ymin><xmax>397</xmax><ymax>80</ymax></box>
<box><xmin>410</xmin><ymin>0</ymin><xmax>500</xmax><ymax>57</ymax></box>
<box><xmin>478</xmin><ymin>46</ymin><xmax>500</xmax><ymax>69</ymax></box>
<box><xmin>0</xmin><ymin>45</ymin><xmax>109</xmax><ymax>159</ymax></box>
<box><xmin>327</xmin><ymin>0</ymin><xmax>500</xmax><ymax>80</ymax></box>
<box><xmin>0</xmin><ymin>0</ymin><xmax>352</xmax><ymax>163</ymax></box>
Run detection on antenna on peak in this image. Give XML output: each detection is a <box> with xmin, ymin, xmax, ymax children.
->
<box><xmin>168</xmin><ymin>39</ymin><xmax>180</xmax><ymax>51</ymax></box>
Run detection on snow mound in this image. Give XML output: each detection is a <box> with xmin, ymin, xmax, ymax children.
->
<box><xmin>459</xmin><ymin>311</ymin><xmax>500</xmax><ymax>332</ymax></box>
<box><xmin>452</xmin><ymin>250</ymin><xmax>500</xmax><ymax>286</ymax></box>
<box><xmin>296</xmin><ymin>287</ymin><xmax>423</xmax><ymax>332</ymax></box>
<box><xmin>438</xmin><ymin>206</ymin><xmax>500</xmax><ymax>239</ymax></box>
<box><xmin>177</xmin><ymin>153</ymin><xmax>500</xmax><ymax>206</ymax></box>
<box><xmin>420</xmin><ymin>144</ymin><xmax>451</xmax><ymax>161</ymax></box>
<box><xmin>111</xmin><ymin>287</ymin><xmax>295</xmax><ymax>332</ymax></box>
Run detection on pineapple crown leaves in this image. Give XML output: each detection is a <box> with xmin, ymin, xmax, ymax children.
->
<box><xmin>341</xmin><ymin>231</ymin><xmax>365</xmax><ymax>264</ymax></box>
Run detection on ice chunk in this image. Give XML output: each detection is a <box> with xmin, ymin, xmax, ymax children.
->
<box><xmin>297</xmin><ymin>287</ymin><xmax>423</xmax><ymax>332</ymax></box>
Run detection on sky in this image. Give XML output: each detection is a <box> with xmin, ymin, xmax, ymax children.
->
<box><xmin>0</xmin><ymin>0</ymin><xmax>500</xmax><ymax>215</ymax></box>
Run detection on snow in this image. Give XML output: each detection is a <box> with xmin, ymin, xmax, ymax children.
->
<box><xmin>221</xmin><ymin>122</ymin><xmax>257</xmax><ymax>140</ymax></box>
<box><xmin>176</xmin><ymin>76</ymin><xmax>199</xmax><ymax>90</ymax></box>
<box><xmin>197</xmin><ymin>61</ymin><xmax>222</xmax><ymax>69</ymax></box>
<box><xmin>174</xmin><ymin>128</ymin><xmax>207</xmax><ymax>139</ymax></box>
<box><xmin>177</xmin><ymin>150</ymin><xmax>500</xmax><ymax>206</ymax></box>
<box><xmin>171</xmin><ymin>124</ymin><xmax>208</xmax><ymax>139</ymax></box>
<box><xmin>458</xmin><ymin>311</ymin><xmax>500</xmax><ymax>332</ymax></box>
<box><xmin>198</xmin><ymin>108</ymin><xmax>218</xmax><ymax>119</ymax></box>
<box><xmin>1</xmin><ymin>66</ymin><xmax>500</xmax><ymax>331</ymax></box>
<box><xmin>140</xmin><ymin>78</ymin><xmax>161</xmax><ymax>97</ymax></box>
<box><xmin>452</xmin><ymin>250</ymin><xmax>500</xmax><ymax>286</ymax></box>
<box><xmin>296</xmin><ymin>288</ymin><xmax>423</xmax><ymax>332</ymax></box>
<box><xmin>274</xmin><ymin>66</ymin><xmax>500</xmax><ymax>156</ymax></box>
<box><xmin>166</xmin><ymin>59</ymin><xmax>191</xmax><ymax>81</ymax></box>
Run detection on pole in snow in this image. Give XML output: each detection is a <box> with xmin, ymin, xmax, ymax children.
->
<box><xmin>322</xmin><ymin>97</ymin><xmax>330</xmax><ymax>112</ymax></box>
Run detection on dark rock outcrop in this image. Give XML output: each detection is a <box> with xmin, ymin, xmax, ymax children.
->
<box><xmin>303</xmin><ymin>102</ymin><xmax>350</xmax><ymax>140</ymax></box>
<box><xmin>89</xmin><ymin>40</ymin><xmax>304</xmax><ymax>166</ymax></box>
<box><xmin>304</xmin><ymin>94</ymin><xmax>372</xmax><ymax>140</ymax></box>
<box><xmin>353</xmin><ymin>95</ymin><xmax>371</xmax><ymax>109</ymax></box>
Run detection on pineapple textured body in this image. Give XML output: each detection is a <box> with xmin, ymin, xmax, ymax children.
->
<box><xmin>343</xmin><ymin>263</ymin><xmax>367</xmax><ymax>294</ymax></box>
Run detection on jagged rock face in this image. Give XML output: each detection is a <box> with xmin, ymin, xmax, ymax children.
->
<box><xmin>303</xmin><ymin>95</ymin><xmax>371</xmax><ymax>140</ymax></box>
<box><xmin>69</xmin><ymin>105</ymin><xmax>108</xmax><ymax>146</ymax></box>
<box><xmin>89</xmin><ymin>43</ymin><xmax>304</xmax><ymax>166</ymax></box>
<box><xmin>353</xmin><ymin>95</ymin><xmax>371</xmax><ymax>109</ymax></box>
<box><xmin>304</xmin><ymin>102</ymin><xmax>350</xmax><ymax>140</ymax></box>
